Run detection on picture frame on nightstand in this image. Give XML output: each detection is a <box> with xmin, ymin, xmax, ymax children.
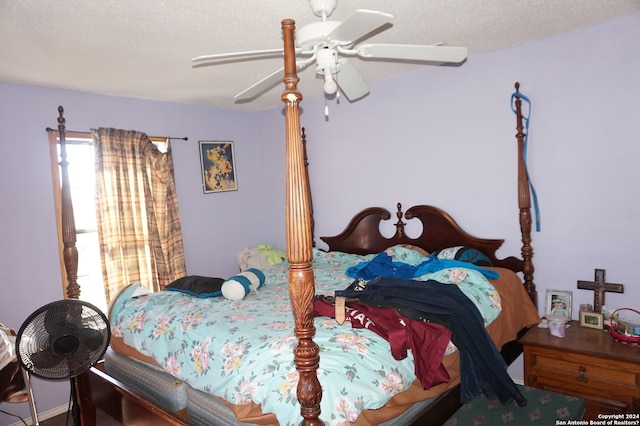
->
<box><xmin>545</xmin><ymin>289</ymin><xmax>572</xmax><ymax>320</ymax></box>
<box><xmin>579</xmin><ymin>310</ymin><xmax>604</xmax><ymax>329</ymax></box>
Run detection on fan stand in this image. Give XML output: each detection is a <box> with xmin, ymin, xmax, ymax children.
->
<box><xmin>19</xmin><ymin>368</ymin><xmax>40</xmax><ymax>426</ymax></box>
<box><xmin>16</xmin><ymin>300</ymin><xmax>110</xmax><ymax>426</ymax></box>
<box><xmin>69</xmin><ymin>377</ymin><xmax>80</xmax><ymax>426</ymax></box>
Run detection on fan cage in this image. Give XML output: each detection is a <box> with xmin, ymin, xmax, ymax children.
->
<box><xmin>16</xmin><ymin>300</ymin><xmax>110</xmax><ymax>380</ymax></box>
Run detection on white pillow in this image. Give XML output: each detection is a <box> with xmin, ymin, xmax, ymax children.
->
<box><xmin>222</xmin><ymin>268</ymin><xmax>266</xmax><ymax>301</ymax></box>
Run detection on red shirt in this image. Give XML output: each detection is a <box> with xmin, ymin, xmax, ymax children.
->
<box><xmin>314</xmin><ymin>297</ymin><xmax>451</xmax><ymax>389</ymax></box>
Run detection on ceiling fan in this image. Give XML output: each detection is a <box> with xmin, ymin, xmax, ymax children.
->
<box><xmin>192</xmin><ymin>0</ymin><xmax>468</xmax><ymax>103</ymax></box>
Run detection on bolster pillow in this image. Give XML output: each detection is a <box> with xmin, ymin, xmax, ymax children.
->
<box><xmin>221</xmin><ymin>268</ymin><xmax>266</xmax><ymax>301</ymax></box>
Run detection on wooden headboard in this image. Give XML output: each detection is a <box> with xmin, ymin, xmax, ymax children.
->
<box><xmin>321</xmin><ymin>203</ymin><xmax>525</xmax><ymax>274</ymax></box>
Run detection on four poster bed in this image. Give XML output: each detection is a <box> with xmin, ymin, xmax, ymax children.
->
<box><xmin>53</xmin><ymin>19</ymin><xmax>539</xmax><ymax>426</ymax></box>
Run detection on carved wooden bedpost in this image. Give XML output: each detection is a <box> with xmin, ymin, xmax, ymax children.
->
<box><xmin>57</xmin><ymin>106</ymin><xmax>81</xmax><ymax>300</ymax></box>
<box><xmin>55</xmin><ymin>106</ymin><xmax>91</xmax><ymax>424</ymax></box>
<box><xmin>513</xmin><ymin>83</ymin><xmax>537</xmax><ymax>306</ymax></box>
<box><xmin>281</xmin><ymin>19</ymin><xmax>323</xmax><ymax>425</ymax></box>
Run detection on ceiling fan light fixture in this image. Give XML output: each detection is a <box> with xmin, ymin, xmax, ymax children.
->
<box><xmin>323</xmin><ymin>68</ymin><xmax>338</xmax><ymax>95</ymax></box>
<box><xmin>316</xmin><ymin>48</ymin><xmax>339</xmax><ymax>96</ymax></box>
<box><xmin>193</xmin><ymin>3</ymin><xmax>468</xmax><ymax>105</ymax></box>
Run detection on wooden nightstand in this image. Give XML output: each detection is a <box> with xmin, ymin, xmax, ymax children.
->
<box><xmin>520</xmin><ymin>321</ymin><xmax>640</xmax><ymax>420</ymax></box>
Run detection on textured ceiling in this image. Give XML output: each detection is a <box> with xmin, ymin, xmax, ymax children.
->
<box><xmin>1</xmin><ymin>0</ymin><xmax>639</xmax><ymax>111</ymax></box>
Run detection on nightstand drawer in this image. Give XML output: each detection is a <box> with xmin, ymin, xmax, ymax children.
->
<box><xmin>521</xmin><ymin>322</ymin><xmax>640</xmax><ymax>418</ymax></box>
<box><xmin>528</xmin><ymin>347</ymin><xmax>640</xmax><ymax>391</ymax></box>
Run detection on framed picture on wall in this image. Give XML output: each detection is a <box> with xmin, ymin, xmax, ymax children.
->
<box><xmin>545</xmin><ymin>289</ymin><xmax>572</xmax><ymax>320</ymax></box>
<box><xmin>199</xmin><ymin>141</ymin><xmax>238</xmax><ymax>193</ymax></box>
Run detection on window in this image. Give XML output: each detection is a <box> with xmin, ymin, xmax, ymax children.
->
<box><xmin>48</xmin><ymin>130</ymin><xmax>168</xmax><ymax>315</ymax></box>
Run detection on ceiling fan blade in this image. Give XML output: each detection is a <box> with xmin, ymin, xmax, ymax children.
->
<box><xmin>335</xmin><ymin>60</ymin><xmax>369</xmax><ymax>101</ymax></box>
<box><xmin>234</xmin><ymin>67</ymin><xmax>284</xmax><ymax>102</ymax></box>
<box><xmin>356</xmin><ymin>44</ymin><xmax>468</xmax><ymax>63</ymax></box>
<box><xmin>234</xmin><ymin>58</ymin><xmax>315</xmax><ymax>102</ymax></box>
<box><xmin>192</xmin><ymin>48</ymin><xmax>285</xmax><ymax>65</ymax></box>
<box><xmin>327</xmin><ymin>9</ymin><xmax>393</xmax><ymax>45</ymax></box>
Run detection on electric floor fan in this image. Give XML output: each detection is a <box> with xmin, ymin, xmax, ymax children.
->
<box><xmin>16</xmin><ymin>300</ymin><xmax>110</xmax><ymax>426</ymax></box>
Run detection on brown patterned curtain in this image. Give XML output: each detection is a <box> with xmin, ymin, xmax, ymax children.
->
<box><xmin>92</xmin><ymin>128</ymin><xmax>186</xmax><ymax>302</ymax></box>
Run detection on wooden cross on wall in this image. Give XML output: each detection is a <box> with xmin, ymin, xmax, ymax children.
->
<box><xmin>577</xmin><ymin>269</ymin><xmax>624</xmax><ymax>313</ymax></box>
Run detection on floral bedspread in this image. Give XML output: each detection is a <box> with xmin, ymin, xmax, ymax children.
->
<box><xmin>110</xmin><ymin>247</ymin><xmax>501</xmax><ymax>426</ymax></box>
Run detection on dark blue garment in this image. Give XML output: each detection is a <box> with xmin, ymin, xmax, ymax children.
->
<box><xmin>345</xmin><ymin>252</ymin><xmax>499</xmax><ymax>281</ymax></box>
<box><xmin>336</xmin><ymin>276</ymin><xmax>527</xmax><ymax>407</ymax></box>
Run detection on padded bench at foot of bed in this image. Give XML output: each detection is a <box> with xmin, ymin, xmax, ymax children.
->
<box><xmin>444</xmin><ymin>385</ymin><xmax>585</xmax><ymax>425</ymax></box>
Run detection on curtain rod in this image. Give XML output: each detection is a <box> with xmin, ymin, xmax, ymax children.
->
<box><xmin>45</xmin><ymin>127</ymin><xmax>188</xmax><ymax>141</ymax></box>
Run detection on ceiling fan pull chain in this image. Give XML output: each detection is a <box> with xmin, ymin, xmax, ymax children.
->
<box><xmin>325</xmin><ymin>98</ymin><xmax>330</xmax><ymax>118</ymax></box>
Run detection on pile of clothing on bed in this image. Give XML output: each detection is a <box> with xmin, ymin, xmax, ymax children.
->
<box><xmin>314</xmin><ymin>250</ymin><xmax>527</xmax><ymax>407</ymax></box>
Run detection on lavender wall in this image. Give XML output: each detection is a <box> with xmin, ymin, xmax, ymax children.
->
<box><xmin>0</xmin><ymin>86</ymin><xmax>284</xmax><ymax>422</ymax></box>
<box><xmin>301</xmin><ymin>13</ymin><xmax>640</xmax><ymax>317</ymax></box>
<box><xmin>298</xmin><ymin>14</ymin><xmax>640</xmax><ymax>380</ymax></box>
<box><xmin>1</xmin><ymin>13</ymin><xmax>638</xmax><ymax>422</ymax></box>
